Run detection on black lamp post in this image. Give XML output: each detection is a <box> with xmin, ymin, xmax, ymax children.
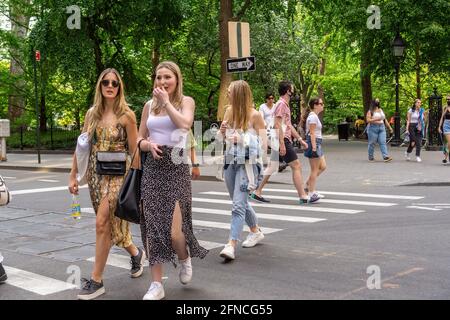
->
<box><xmin>390</xmin><ymin>32</ymin><xmax>406</xmax><ymax>146</ymax></box>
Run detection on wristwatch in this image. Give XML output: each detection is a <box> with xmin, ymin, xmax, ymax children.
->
<box><xmin>192</xmin><ymin>163</ymin><xmax>200</xmax><ymax>168</ymax></box>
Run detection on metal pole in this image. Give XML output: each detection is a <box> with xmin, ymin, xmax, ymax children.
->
<box><xmin>33</xmin><ymin>48</ymin><xmax>41</xmax><ymax>163</ymax></box>
<box><xmin>392</xmin><ymin>62</ymin><xmax>401</xmax><ymax>146</ymax></box>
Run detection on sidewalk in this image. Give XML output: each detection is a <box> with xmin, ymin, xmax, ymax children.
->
<box><xmin>1</xmin><ymin>136</ymin><xmax>448</xmax><ymax>187</ymax></box>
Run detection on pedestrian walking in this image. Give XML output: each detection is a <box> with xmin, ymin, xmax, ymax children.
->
<box><xmin>218</xmin><ymin>80</ymin><xmax>267</xmax><ymax>261</ymax></box>
<box><xmin>249</xmin><ymin>80</ymin><xmax>311</xmax><ymax>204</ymax></box>
<box><xmin>405</xmin><ymin>99</ymin><xmax>425</xmax><ymax>162</ymax></box>
<box><xmin>301</xmin><ymin>97</ymin><xmax>327</xmax><ymax>202</ymax></box>
<box><xmin>137</xmin><ymin>61</ymin><xmax>208</xmax><ymax>300</ymax></box>
<box><xmin>366</xmin><ymin>99</ymin><xmax>393</xmax><ymax>162</ymax></box>
<box><xmin>438</xmin><ymin>95</ymin><xmax>450</xmax><ymax>164</ymax></box>
<box><xmin>259</xmin><ymin>93</ymin><xmax>276</xmax><ymax>134</ymax></box>
<box><xmin>68</xmin><ymin>68</ymin><xmax>145</xmax><ymax>300</ymax></box>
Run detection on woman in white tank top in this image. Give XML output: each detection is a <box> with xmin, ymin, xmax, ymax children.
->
<box><xmin>137</xmin><ymin>61</ymin><xmax>207</xmax><ymax>300</ymax></box>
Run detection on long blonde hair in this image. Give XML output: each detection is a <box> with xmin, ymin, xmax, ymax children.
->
<box><xmin>227</xmin><ymin>80</ymin><xmax>254</xmax><ymax>131</ymax></box>
<box><xmin>151</xmin><ymin>61</ymin><xmax>184</xmax><ymax>115</ymax></box>
<box><xmin>87</xmin><ymin>68</ymin><xmax>130</xmax><ymax>140</ymax></box>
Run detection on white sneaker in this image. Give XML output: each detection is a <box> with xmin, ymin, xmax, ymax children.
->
<box><xmin>405</xmin><ymin>151</ymin><xmax>411</xmax><ymax>161</ymax></box>
<box><xmin>219</xmin><ymin>244</ymin><xmax>235</xmax><ymax>260</ymax></box>
<box><xmin>416</xmin><ymin>156</ymin><xmax>422</xmax><ymax>163</ymax></box>
<box><xmin>242</xmin><ymin>230</ymin><xmax>265</xmax><ymax>248</ymax></box>
<box><xmin>316</xmin><ymin>193</ymin><xmax>325</xmax><ymax>199</ymax></box>
<box><xmin>179</xmin><ymin>256</ymin><xmax>192</xmax><ymax>285</ymax></box>
<box><xmin>143</xmin><ymin>282</ymin><xmax>165</xmax><ymax>300</ymax></box>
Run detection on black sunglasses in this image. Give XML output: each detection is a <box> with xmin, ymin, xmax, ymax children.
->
<box><xmin>101</xmin><ymin>79</ymin><xmax>120</xmax><ymax>88</ymax></box>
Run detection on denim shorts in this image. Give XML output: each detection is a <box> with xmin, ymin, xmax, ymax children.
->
<box><xmin>304</xmin><ymin>137</ymin><xmax>324</xmax><ymax>158</ymax></box>
<box><xmin>443</xmin><ymin>120</ymin><xmax>450</xmax><ymax>134</ymax></box>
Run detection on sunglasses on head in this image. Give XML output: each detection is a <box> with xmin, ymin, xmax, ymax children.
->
<box><xmin>101</xmin><ymin>79</ymin><xmax>120</xmax><ymax>88</ymax></box>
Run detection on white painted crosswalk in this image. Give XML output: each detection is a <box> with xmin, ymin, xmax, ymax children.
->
<box><xmin>2</xmin><ymin>185</ymin><xmax>425</xmax><ymax>297</ymax></box>
<box><xmin>3</xmin><ymin>266</ymin><xmax>77</xmax><ymax>295</ymax></box>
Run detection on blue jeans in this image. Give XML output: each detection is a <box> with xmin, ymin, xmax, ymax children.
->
<box><xmin>224</xmin><ymin>163</ymin><xmax>258</xmax><ymax>241</ymax></box>
<box><xmin>368</xmin><ymin>124</ymin><xmax>388</xmax><ymax>159</ymax></box>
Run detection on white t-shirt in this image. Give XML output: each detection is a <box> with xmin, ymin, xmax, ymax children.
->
<box><xmin>306</xmin><ymin>112</ymin><xmax>322</xmax><ymax>139</ymax></box>
<box><xmin>408</xmin><ymin>108</ymin><xmax>420</xmax><ymax>123</ymax></box>
<box><xmin>259</xmin><ymin>103</ymin><xmax>275</xmax><ymax>128</ymax></box>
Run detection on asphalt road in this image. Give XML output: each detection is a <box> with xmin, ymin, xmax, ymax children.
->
<box><xmin>1</xmin><ymin>168</ymin><xmax>450</xmax><ymax>301</ymax></box>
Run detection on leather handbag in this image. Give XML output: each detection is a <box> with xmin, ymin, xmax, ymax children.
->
<box><xmin>96</xmin><ymin>151</ymin><xmax>127</xmax><ymax>175</ymax></box>
<box><xmin>115</xmin><ymin>143</ymin><xmax>146</xmax><ymax>224</ymax></box>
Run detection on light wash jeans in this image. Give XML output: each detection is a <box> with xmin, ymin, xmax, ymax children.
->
<box><xmin>368</xmin><ymin>124</ymin><xmax>388</xmax><ymax>159</ymax></box>
<box><xmin>224</xmin><ymin>163</ymin><xmax>259</xmax><ymax>241</ymax></box>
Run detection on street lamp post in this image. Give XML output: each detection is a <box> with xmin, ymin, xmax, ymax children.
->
<box><xmin>390</xmin><ymin>32</ymin><xmax>406</xmax><ymax>147</ymax></box>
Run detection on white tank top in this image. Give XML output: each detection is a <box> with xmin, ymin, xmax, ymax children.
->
<box><xmin>146</xmin><ymin>114</ymin><xmax>188</xmax><ymax>148</ymax></box>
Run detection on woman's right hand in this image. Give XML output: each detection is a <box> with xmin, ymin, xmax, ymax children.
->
<box><xmin>68</xmin><ymin>175</ymin><xmax>79</xmax><ymax>195</ymax></box>
<box><xmin>438</xmin><ymin>127</ymin><xmax>442</xmax><ymax>134</ymax></box>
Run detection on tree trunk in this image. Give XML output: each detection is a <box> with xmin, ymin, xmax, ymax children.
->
<box><xmin>217</xmin><ymin>0</ymin><xmax>233</xmax><ymax>121</ymax></box>
<box><xmin>151</xmin><ymin>37</ymin><xmax>161</xmax><ymax>85</ymax></box>
<box><xmin>360</xmin><ymin>44</ymin><xmax>372</xmax><ymax>116</ymax></box>
<box><xmin>8</xmin><ymin>0</ymin><xmax>31</xmax><ymax>121</ymax></box>
<box><xmin>415</xmin><ymin>44</ymin><xmax>421</xmax><ymax>99</ymax></box>
<box><xmin>318</xmin><ymin>57</ymin><xmax>326</xmax><ymax>122</ymax></box>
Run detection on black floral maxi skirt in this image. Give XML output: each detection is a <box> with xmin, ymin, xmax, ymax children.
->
<box><xmin>140</xmin><ymin>146</ymin><xmax>208</xmax><ymax>266</ymax></box>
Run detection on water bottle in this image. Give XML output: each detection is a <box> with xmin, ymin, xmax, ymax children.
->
<box><xmin>71</xmin><ymin>194</ymin><xmax>81</xmax><ymax>220</ymax></box>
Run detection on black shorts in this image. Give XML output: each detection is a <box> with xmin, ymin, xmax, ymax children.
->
<box><xmin>270</xmin><ymin>138</ymin><xmax>298</xmax><ymax>164</ymax></box>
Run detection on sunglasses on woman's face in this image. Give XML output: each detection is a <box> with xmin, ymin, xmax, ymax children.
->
<box><xmin>101</xmin><ymin>79</ymin><xmax>120</xmax><ymax>88</ymax></box>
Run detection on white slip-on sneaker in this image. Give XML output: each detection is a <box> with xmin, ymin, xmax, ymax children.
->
<box><xmin>242</xmin><ymin>231</ymin><xmax>265</xmax><ymax>248</ymax></box>
<box><xmin>143</xmin><ymin>281</ymin><xmax>165</xmax><ymax>300</ymax></box>
<box><xmin>219</xmin><ymin>244</ymin><xmax>235</xmax><ymax>260</ymax></box>
<box><xmin>416</xmin><ymin>156</ymin><xmax>422</xmax><ymax>163</ymax></box>
<box><xmin>179</xmin><ymin>256</ymin><xmax>192</xmax><ymax>285</ymax></box>
<box><xmin>405</xmin><ymin>151</ymin><xmax>411</xmax><ymax>161</ymax></box>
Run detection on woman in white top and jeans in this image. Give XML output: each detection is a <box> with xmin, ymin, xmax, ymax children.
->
<box><xmin>405</xmin><ymin>99</ymin><xmax>425</xmax><ymax>162</ymax></box>
<box><xmin>302</xmin><ymin>97</ymin><xmax>327</xmax><ymax>203</ymax></box>
<box><xmin>366</xmin><ymin>99</ymin><xmax>393</xmax><ymax>162</ymax></box>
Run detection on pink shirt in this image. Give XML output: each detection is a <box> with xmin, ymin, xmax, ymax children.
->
<box><xmin>273</xmin><ymin>98</ymin><xmax>292</xmax><ymax>142</ymax></box>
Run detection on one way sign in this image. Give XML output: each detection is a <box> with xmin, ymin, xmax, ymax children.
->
<box><xmin>226</xmin><ymin>56</ymin><xmax>256</xmax><ymax>73</ymax></box>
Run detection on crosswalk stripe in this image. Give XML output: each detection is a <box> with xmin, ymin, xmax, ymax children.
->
<box><xmin>86</xmin><ymin>240</ymin><xmax>225</xmax><ymax>269</ymax></box>
<box><xmin>406</xmin><ymin>206</ymin><xmax>441</xmax><ymax>211</ymax></box>
<box><xmin>3</xmin><ymin>266</ymin><xmax>77</xmax><ymax>295</ymax></box>
<box><xmin>193</xmin><ymin>219</ymin><xmax>282</xmax><ymax>234</ymax></box>
<box><xmin>11</xmin><ymin>185</ymin><xmax>88</xmax><ymax>195</ymax></box>
<box><xmin>37</xmin><ymin>179</ymin><xmax>59</xmax><ymax>183</ymax></box>
<box><xmin>87</xmin><ymin>254</ymin><xmax>149</xmax><ymax>269</ymax></box>
<box><xmin>193</xmin><ymin>197</ymin><xmax>363</xmax><ymax>214</ymax></box>
<box><xmin>201</xmin><ymin>191</ymin><xmax>395</xmax><ymax>207</ymax></box>
<box><xmin>261</xmin><ymin>188</ymin><xmax>424</xmax><ymax>200</ymax></box>
<box><xmin>192</xmin><ymin>207</ymin><xmax>326</xmax><ymax>223</ymax></box>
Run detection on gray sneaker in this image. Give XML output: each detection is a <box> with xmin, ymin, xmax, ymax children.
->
<box><xmin>130</xmin><ymin>247</ymin><xmax>146</xmax><ymax>278</ymax></box>
<box><xmin>77</xmin><ymin>278</ymin><xmax>105</xmax><ymax>300</ymax></box>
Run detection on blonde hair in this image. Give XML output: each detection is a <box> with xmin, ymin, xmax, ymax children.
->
<box><xmin>151</xmin><ymin>61</ymin><xmax>184</xmax><ymax>115</ymax></box>
<box><xmin>87</xmin><ymin>68</ymin><xmax>130</xmax><ymax>140</ymax></box>
<box><xmin>227</xmin><ymin>80</ymin><xmax>254</xmax><ymax>131</ymax></box>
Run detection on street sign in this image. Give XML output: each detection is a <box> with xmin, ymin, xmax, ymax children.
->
<box><xmin>228</xmin><ymin>21</ymin><xmax>250</xmax><ymax>58</ymax></box>
<box><xmin>35</xmin><ymin>50</ymin><xmax>41</xmax><ymax>61</ymax></box>
<box><xmin>226</xmin><ymin>56</ymin><xmax>255</xmax><ymax>73</ymax></box>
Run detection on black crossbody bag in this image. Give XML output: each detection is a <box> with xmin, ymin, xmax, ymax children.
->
<box><xmin>96</xmin><ymin>151</ymin><xmax>127</xmax><ymax>175</ymax></box>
